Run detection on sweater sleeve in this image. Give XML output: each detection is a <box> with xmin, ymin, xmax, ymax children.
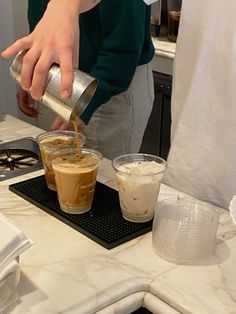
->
<box><xmin>27</xmin><ymin>0</ymin><xmax>48</xmax><ymax>31</ymax></box>
<box><xmin>80</xmin><ymin>0</ymin><xmax>152</xmax><ymax>124</ymax></box>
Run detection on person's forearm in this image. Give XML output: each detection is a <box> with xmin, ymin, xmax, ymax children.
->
<box><xmin>48</xmin><ymin>0</ymin><xmax>101</xmax><ymax>14</ymax></box>
<box><xmin>48</xmin><ymin>0</ymin><xmax>80</xmax><ymax>15</ymax></box>
<box><xmin>78</xmin><ymin>0</ymin><xmax>101</xmax><ymax>13</ymax></box>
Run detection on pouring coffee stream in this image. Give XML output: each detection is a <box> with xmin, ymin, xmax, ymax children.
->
<box><xmin>71</xmin><ymin>120</ymin><xmax>82</xmax><ymax>159</ymax></box>
<box><xmin>10</xmin><ymin>50</ymin><xmax>98</xmax><ymax>161</ymax></box>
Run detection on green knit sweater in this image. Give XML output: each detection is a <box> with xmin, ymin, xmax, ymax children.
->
<box><xmin>28</xmin><ymin>0</ymin><xmax>154</xmax><ymax>123</ymax></box>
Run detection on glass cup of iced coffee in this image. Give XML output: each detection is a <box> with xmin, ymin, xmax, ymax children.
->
<box><xmin>36</xmin><ymin>130</ymin><xmax>85</xmax><ymax>191</ymax></box>
<box><xmin>50</xmin><ymin>147</ymin><xmax>102</xmax><ymax>214</ymax></box>
<box><xmin>112</xmin><ymin>153</ymin><xmax>167</xmax><ymax>223</ymax></box>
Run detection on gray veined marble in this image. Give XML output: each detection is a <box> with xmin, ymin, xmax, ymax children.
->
<box><xmin>0</xmin><ymin>115</ymin><xmax>235</xmax><ymax>314</ymax></box>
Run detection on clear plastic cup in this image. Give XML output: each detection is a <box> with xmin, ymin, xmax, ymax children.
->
<box><xmin>112</xmin><ymin>153</ymin><xmax>167</xmax><ymax>223</ymax></box>
<box><xmin>152</xmin><ymin>198</ymin><xmax>220</xmax><ymax>264</ymax></box>
<box><xmin>36</xmin><ymin>130</ymin><xmax>85</xmax><ymax>191</ymax></box>
<box><xmin>50</xmin><ymin>148</ymin><xmax>102</xmax><ymax>214</ymax></box>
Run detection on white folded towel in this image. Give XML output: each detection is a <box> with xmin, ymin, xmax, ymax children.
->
<box><xmin>0</xmin><ymin>260</ymin><xmax>20</xmax><ymax>310</ymax></box>
<box><xmin>0</xmin><ymin>259</ymin><xmax>19</xmax><ymax>282</ymax></box>
<box><xmin>229</xmin><ymin>195</ymin><xmax>236</xmax><ymax>225</ymax></box>
<box><xmin>0</xmin><ymin>214</ymin><xmax>33</xmax><ymax>271</ymax></box>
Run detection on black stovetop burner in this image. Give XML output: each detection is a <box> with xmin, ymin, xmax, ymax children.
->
<box><xmin>0</xmin><ymin>137</ymin><xmax>42</xmax><ymax>181</ymax></box>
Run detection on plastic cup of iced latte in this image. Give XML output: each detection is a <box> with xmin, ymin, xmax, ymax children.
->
<box><xmin>50</xmin><ymin>148</ymin><xmax>102</xmax><ymax>214</ymax></box>
<box><xmin>36</xmin><ymin>130</ymin><xmax>85</xmax><ymax>191</ymax></box>
<box><xmin>112</xmin><ymin>153</ymin><xmax>167</xmax><ymax>222</ymax></box>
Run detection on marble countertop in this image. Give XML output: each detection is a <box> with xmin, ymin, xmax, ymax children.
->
<box><xmin>151</xmin><ymin>37</ymin><xmax>175</xmax><ymax>74</ymax></box>
<box><xmin>152</xmin><ymin>37</ymin><xmax>176</xmax><ymax>59</ymax></box>
<box><xmin>0</xmin><ymin>115</ymin><xmax>236</xmax><ymax>314</ymax></box>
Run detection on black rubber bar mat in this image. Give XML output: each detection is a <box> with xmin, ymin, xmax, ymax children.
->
<box><xmin>9</xmin><ymin>175</ymin><xmax>152</xmax><ymax>249</ymax></box>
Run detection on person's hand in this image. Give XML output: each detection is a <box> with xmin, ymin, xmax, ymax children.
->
<box><xmin>16</xmin><ymin>86</ymin><xmax>37</xmax><ymax>117</ymax></box>
<box><xmin>1</xmin><ymin>0</ymin><xmax>80</xmax><ymax>101</ymax></box>
<box><xmin>50</xmin><ymin>114</ymin><xmax>85</xmax><ymax>131</ymax></box>
<box><xmin>1</xmin><ymin>0</ymin><xmax>101</xmax><ymax>100</ymax></box>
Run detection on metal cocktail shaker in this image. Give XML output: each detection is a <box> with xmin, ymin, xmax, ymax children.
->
<box><xmin>10</xmin><ymin>51</ymin><xmax>98</xmax><ymax>122</ymax></box>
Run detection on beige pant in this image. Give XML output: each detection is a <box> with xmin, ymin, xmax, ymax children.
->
<box><xmin>36</xmin><ymin>63</ymin><xmax>154</xmax><ymax>160</ymax></box>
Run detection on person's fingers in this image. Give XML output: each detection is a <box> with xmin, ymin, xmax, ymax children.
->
<box><xmin>30</xmin><ymin>53</ymin><xmax>54</xmax><ymax>100</ymax></box>
<box><xmin>73</xmin><ymin>43</ymin><xmax>79</xmax><ymax>68</ymax></box>
<box><xmin>20</xmin><ymin>48</ymin><xmax>40</xmax><ymax>91</ymax></box>
<box><xmin>28</xmin><ymin>91</ymin><xmax>35</xmax><ymax>103</ymax></box>
<box><xmin>76</xmin><ymin>118</ymin><xmax>85</xmax><ymax>131</ymax></box>
<box><xmin>16</xmin><ymin>87</ymin><xmax>37</xmax><ymax>117</ymax></box>
<box><xmin>27</xmin><ymin>92</ymin><xmax>35</xmax><ymax>107</ymax></box>
<box><xmin>49</xmin><ymin>115</ymin><xmax>62</xmax><ymax>130</ymax></box>
<box><xmin>73</xmin><ymin>52</ymin><xmax>78</xmax><ymax>68</ymax></box>
<box><xmin>50</xmin><ymin>115</ymin><xmax>85</xmax><ymax>131</ymax></box>
<box><xmin>68</xmin><ymin>118</ymin><xmax>85</xmax><ymax>131</ymax></box>
<box><xmin>50</xmin><ymin>115</ymin><xmax>68</xmax><ymax>130</ymax></box>
<box><xmin>1</xmin><ymin>36</ymin><xmax>31</xmax><ymax>58</ymax></box>
<box><xmin>58</xmin><ymin>120</ymin><xmax>70</xmax><ymax>130</ymax></box>
<box><xmin>59</xmin><ymin>48</ymin><xmax>74</xmax><ymax>98</ymax></box>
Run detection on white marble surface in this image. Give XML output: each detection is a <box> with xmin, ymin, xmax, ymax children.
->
<box><xmin>152</xmin><ymin>37</ymin><xmax>176</xmax><ymax>59</ymax></box>
<box><xmin>151</xmin><ymin>37</ymin><xmax>175</xmax><ymax>74</ymax></box>
<box><xmin>0</xmin><ymin>115</ymin><xmax>236</xmax><ymax>314</ymax></box>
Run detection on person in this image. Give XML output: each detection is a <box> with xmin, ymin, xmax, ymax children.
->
<box><xmin>1</xmin><ymin>0</ymin><xmax>102</xmax><ymax>100</ymax></box>
<box><xmin>163</xmin><ymin>0</ymin><xmax>236</xmax><ymax>209</ymax></box>
<box><xmin>1</xmin><ymin>0</ymin><xmax>158</xmax><ymax>101</ymax></box>
<box><xmin>2</xmin><ymin>0</ymin><xmax>155</xmax><ymax>160</ymax></box>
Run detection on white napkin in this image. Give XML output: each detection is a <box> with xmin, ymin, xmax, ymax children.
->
<box><xmin>229</xmin><ymin>195</ymin><xmax>236</xmax><ymax>225</ymax></box>
<box><xmin>0</xmin><ymin>260</ymin><xmax>19</xmax><ymax>282</ymax></box>
<box><xmin>0</xmin><ymin>214</ymin><xmax>33</xmax><ymax>271</ymax></box>
<box><xmin>0</xmin><ymin>260</ymin><xmax>20</xmax><ymax>310</ymax></box>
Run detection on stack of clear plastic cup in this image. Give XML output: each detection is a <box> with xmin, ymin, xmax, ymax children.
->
<box><xmin>152</xmin><ymin>198</ymin><xmax>220</xmax><ymax>264</ymax></box>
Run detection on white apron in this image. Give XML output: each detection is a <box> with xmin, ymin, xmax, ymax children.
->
<box><xmin>164</xmin><ymin>0</ymin><xmax>236</xmax><ymax>209</ymax></box>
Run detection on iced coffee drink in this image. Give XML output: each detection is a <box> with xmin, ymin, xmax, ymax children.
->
<box><xmin>50</xmin><ymin>148</ymin><xmax>102</xmax><ymax>214</ymax></box>
<box><xmin>112</xmin><ymin>154</ymin><xmax>166</xmax><ymax>222</ymax></box>
<box><xmin>36</xmin><ymin>131</ymin><xmax>85</xmax><ymax>190</ymax></box>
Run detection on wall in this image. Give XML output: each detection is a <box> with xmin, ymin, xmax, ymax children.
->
<box><xmin>0</xmin><ymin>0</ymin><xmax>33</xmax><ymax>123</ymax></box>
<box><xmin>12</xmin><ymin>0</ymin><xmax>28</xmax><ymax>39</ymax></box>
